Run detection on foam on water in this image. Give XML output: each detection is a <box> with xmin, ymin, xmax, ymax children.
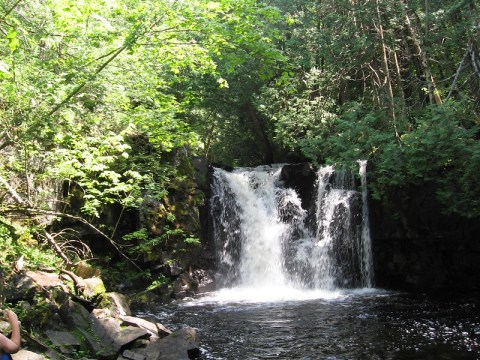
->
<box><xmin>181</xmin><ymin>287</ymin><xmax>387</xmax><ymax>307</ymax></box>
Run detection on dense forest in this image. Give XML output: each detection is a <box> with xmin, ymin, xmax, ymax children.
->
<box><xmin>1</xmin><ymin>0</ymin><xmax>479</xmax><ymax>299</ymax></box>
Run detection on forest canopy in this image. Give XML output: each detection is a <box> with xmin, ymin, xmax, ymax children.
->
<box><xmin>1</xmin><ymin>0</ymin><xmax>479</xmax><ymax>272</ymax></box>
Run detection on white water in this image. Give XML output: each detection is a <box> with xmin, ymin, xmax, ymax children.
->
<box><xmin>359</xmin><ymin>160</ymin><xmax>374</xmax><ymax>287</ymax></box>
<box><xmin>209</xmin><ymin>163</ymin><xmax>374</xmax><ymax>302</ymax></box>
<box><xmin>313</xmin><ymin>165</ymin><xmax>359</xmax><ymax>289</ymax></box>
<box><xmin>223</xmin><ymin>167</ymin><xmax>288</xmax><ymax>288</ymax></box>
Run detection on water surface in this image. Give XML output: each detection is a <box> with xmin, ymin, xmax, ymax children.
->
<box><xmin>150</xmin><ymin>289</ymin><xmax>479</xmax><ymax>360</ymax></box>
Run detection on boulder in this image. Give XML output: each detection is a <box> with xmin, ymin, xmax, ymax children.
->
<box><xmin>120</xmin><ymin>315</ymin><xmax>171</xmax><ymax>339</ymax></box>
<box><xmin>3</xmin><ymin>269</ymin><xmax>198</xmax><ymax>360</ymax></box>
<box><xmin>82</xmin><ymin>277</ymin><xmax>106</xmax><ymax>298</ymax></box>
<box><xmin>279</xmin><ymin>163</ymin><xmax>317</xmax><ymax>211</ymax></box>
<box><xmin>142</xmin><ymin>327</ymin><xmax>200</xmax><ymax>360</ymax></box>
<box><xmin>73</xmin><ymin>263</ymin><xmax>101</xmax><ymax>278</ymax></box>
<box><xmin>45</xmin><ymin>330</ymin><xmax>81</xmax><ymax>354</ymax></box>
<box><xmin>190</xmin><ymin>269</ymin><xmax>215</xmax><ymax>293</ymax></box>
<box><xmin>120</xmin><ymin>349</ymin><xmax>147</xmax><ymax>360</ymax></box>
<box><xmin>97</xmin><ymin>292</ymin><xmax>132</xmax><ymax>317</ymax></box>
<box><xmin>11</xmin><ymin>350</ymin><xmax>47</xmax><ymax>360</ymax></box>
<box><xmin>59</xmin><ymin>300</ymin><xmax>118</xmax><ymax>358</ymax></box>
<box><xmin>4</xmin><ymin>275</ymin><xmax>39</xmax><ymax>302</ymax></box>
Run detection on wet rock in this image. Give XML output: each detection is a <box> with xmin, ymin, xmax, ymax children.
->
<box><xmin>191</xmin><ymin>269</ymin><xmax>215</xmax><ymax>293</ymax></box>
<box><xmin>142</xmin><ymin>327</ymin><xmax>200</xmax><ymax>360</ymax></box>
<box><xmin>120</xmin><ymin>315</ymin><xmax>171</xmax><ymax>339</ymax></box>
<box><xmin>279</xmin><ymin>163</ymin><xmax>317</xmax><ymax>211</ymax></box>
<box><xmin>163</xmin><ymin>261</ymin><xmax>183</xmax><ymax>277</ymax></box>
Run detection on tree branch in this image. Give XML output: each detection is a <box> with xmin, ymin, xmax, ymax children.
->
<box><xmin>0</xmin><ymin>175</ymin><xmax>140</xmax><ymax>271</ymax></box>
<box><xmin>0</xmin><ymin>174</ymin><xmax>29</xmax><ymax>206</ymax></box>
<box><xmin>0</xmin><ymin>0</ymin><xmax>23</xmax><ymax>23</ymax></box>
<box><xmin>446</xmin><ymin>46</ymin><xmax>470</xmax><ymax>101</ymax></box>
<box><xmin>27</xmin><ymin>208</ymin><xmax>142</xmax><ymax>271</ymax></box>
<box><xmin>42</xmin><ymin>230</ymin><xmax>72</xmax><ymax>265</ymax></box>
<box><xmin>47</xmin><ymin>45</ymin><xmax>127</xmax><ymax>117</ymax></box>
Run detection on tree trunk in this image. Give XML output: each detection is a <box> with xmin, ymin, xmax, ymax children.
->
<box><xmin>375</xmin><ymin>0</ymin><xmax>399</xmax><ymax>138</ymax></box>
<box><xmin>404</xmin><ymin>11</ymin><xmax>442</xmax><ymax>106</ymax></box>
<box><xmin>243</xmin><ymin>101</ymin><xmax>275</xmax><ymax>164</ymax></box>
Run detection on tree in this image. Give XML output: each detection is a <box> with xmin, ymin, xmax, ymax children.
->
<box><xmin>0</xmin><ymin>0</ymin><xmax>285</xmax><ymax>266</ymax></box>
<box><xmin>256</xmin><ymin>0</ymin><xmax>480</xmax><ymax>216</ymax></box>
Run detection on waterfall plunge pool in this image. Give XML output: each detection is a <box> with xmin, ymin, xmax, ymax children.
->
<box><xmin>142</xmin><ymin>164</ymin><xmax>478</xmax><ymax>359</ymax></box>
<box><xmin>144</xmin><ymin>289</ymin><xmax>479</xmax><ymax>360</ymax></box>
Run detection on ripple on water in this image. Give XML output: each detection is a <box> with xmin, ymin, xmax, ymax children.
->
<box><xmin>143</xmin><ymin>290</ymin><xmax>479</xmax><ymax>360</ymax></box>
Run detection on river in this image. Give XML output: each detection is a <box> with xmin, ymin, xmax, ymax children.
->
<box><xmin>149</xmin><ymin>288</ymin><xmax>479</xmax><ymax>360</ymax></box>
<box><xmin>147</xmin><ymin>164</ymin><xmax>479</xmax><ymax>359</ymax></box>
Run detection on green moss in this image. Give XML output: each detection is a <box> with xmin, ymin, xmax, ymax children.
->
<box><xmin>96</xmin><ymin>293</ymin><xmax>114</xmax><ymax>309</ymax></box>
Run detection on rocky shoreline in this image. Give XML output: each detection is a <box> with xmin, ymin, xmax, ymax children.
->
<box><xmin>2</xmin><ymin>267</ymin><xmax>200</xmax><ymax>360</ymax></box>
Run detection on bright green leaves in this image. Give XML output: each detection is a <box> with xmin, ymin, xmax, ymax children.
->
<box><xmin>6</xmin><ymin>29</ymin><xmax>19</xmax><ymax>52</ymax></box>
<box><xmin>47</xmin><ymin>130</ymin><xmax>145</xmax><ymax>217</ymax></box>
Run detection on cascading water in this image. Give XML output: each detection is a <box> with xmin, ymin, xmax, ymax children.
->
<box><xmin>210</xmin><ymin>163</ymin><xmax>374</xmax><ymax>293</ymax></box>
<box><xmin>162</xmin><ymin>164</ymin><xmax>479</xmax><ymax>360</ymax></box>
<box><xmin>358</xmin><ymin>160</ymin><xmax>374</xmax><ymax>287</ymax></box>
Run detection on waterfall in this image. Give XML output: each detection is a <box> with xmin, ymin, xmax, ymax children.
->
<box><xmin>358</xmin><ymin>160</ymin><xmax>374</xmax><ymax>287</ymax></box>
<box><xmin>210</xmin><ymin>163</ymin><xmax>373</xmax><ymax>291</ymax></box>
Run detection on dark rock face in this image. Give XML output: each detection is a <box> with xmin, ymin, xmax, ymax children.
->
<box><xmin>370</xmin><ymin>183</ymin><xmax>480</xmax><ymax>293</ymax></box>
<box><xmin>279</xmin><ymin>163</ymin><xmax>317</xmax><ymax>212</ymax></box>
<box><xmin>200</xmin><ymin>162</ymin><xmax>480</xmax><ymax>293</ymax></box>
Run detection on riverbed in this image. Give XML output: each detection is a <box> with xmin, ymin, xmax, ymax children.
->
<box><xmin>148</xmin><ymin>289</ymin><xmax>479</xmax><ymax>360</ymax></box>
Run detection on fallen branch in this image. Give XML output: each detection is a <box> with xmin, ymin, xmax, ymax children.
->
<box><xmin>42</xmin><ymin>231</ymin><xmax>72</xmax><ymax>265</ymax></box>
<box><xmin>0</xmin><ymin>175</ymin><xmax>72</xmax><ymax>262</ymax></box>
<box><xmin>27</xmin><ymin>208</ymin><xmax>142</xmax><ymax>271</ymax></box>
<box><xmin>0</xmin><ymin>174</ymin><xmax>30</xmax><ymax>206</ymax></box>
<box><xmin>1</xmin><ymin>175</ymin><xmax>140</xmax><ymax>270</ymax></box>
<box><xmin>471</xmin><ymin>42</ymin><xmax>480</xmax><ymax>81</ymax></box>
<box><xmin>60</xmin><ymin>268</ymin><xmax>86</xmax><ymax>296</ymax></box>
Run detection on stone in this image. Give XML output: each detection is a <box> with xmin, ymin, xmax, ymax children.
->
<box><xmin>142</xmin><ymin>327</ymin><xmax>200</xmax><ymax>360</ymax></box>
<box><xmin>173</xmin><ymin>277</ymin><xmax>189</xmax><ymax>293</ymax></box>
<box><xmin>59</xmin><ymin>300</ymin><xmax>121</xmax><ymax>358</ymax></box>
<box><xmin>45</xmin><ymin>330</ymin><xmax>81</xmax><ymax>354</ymax></box>
<box><xmin>121</xmin><ymin>349</ymin><xmax>146</xmax><ymax>360</ymax></box>
<box><xmin>11</xmin><ymin>349</ymin><xmax>47</xmax><ymax>360</ymax></box>
<box><xmin>82</xmin><ymin>277</ymin><xmax>106</xmax><ymax>298</ymax></box>
<box><xmin>99</xmin><ymin>292</ymin><xmax>132</xmax><ymax>317</ymax></box>
<box><xmin>4</xmin><ymin>275</ymin><xmax>38</xmax><ymax>302</ymax></box>
<box><xmin>58</xmin><ymin>299</ymin><xmax>92</xmax><ymax>329</ymax></box>
<box><xmin>164</xmin><ymin>262</ymin><xmax>183</xmax><ymax>277</ymax></box>
<box><xmin>120</xmin><ymin>315</ymin><xmax>168</xmax><ymax>338</ymax></box>
<box><xmin>156</xmin><ymin>323</ymin><xmax>172</xmax><ymax>337</ymax></box>
<box><xmin>74</xmin><ymin>263</ymin><xmax>101</xmax><ymax>278</ymax></box>
<box><xmin>113</xmin><ymin>325</ymin><xmax>150</xmax><ymax>346</ymax></box>
<box><xmin>25</xmin><ymin>271</ymin><xmax>64</xmax><ymax>288</ymax></box>
<box><xmin>190</xmin><ymin>269</ymin><xmax>215</xmax><ymax>293</ymax></box>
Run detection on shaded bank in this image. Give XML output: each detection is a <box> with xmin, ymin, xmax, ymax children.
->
<box><xmin>370</xmin><ymin>182</ymin><xmax>480</xmax><ymax>292</ymax></box>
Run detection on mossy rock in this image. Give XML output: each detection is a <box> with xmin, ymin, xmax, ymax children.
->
<box><xmin>82</xmin><ymin>277</ymin><xmax>107</xmax><ymax>298</ymax></box>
